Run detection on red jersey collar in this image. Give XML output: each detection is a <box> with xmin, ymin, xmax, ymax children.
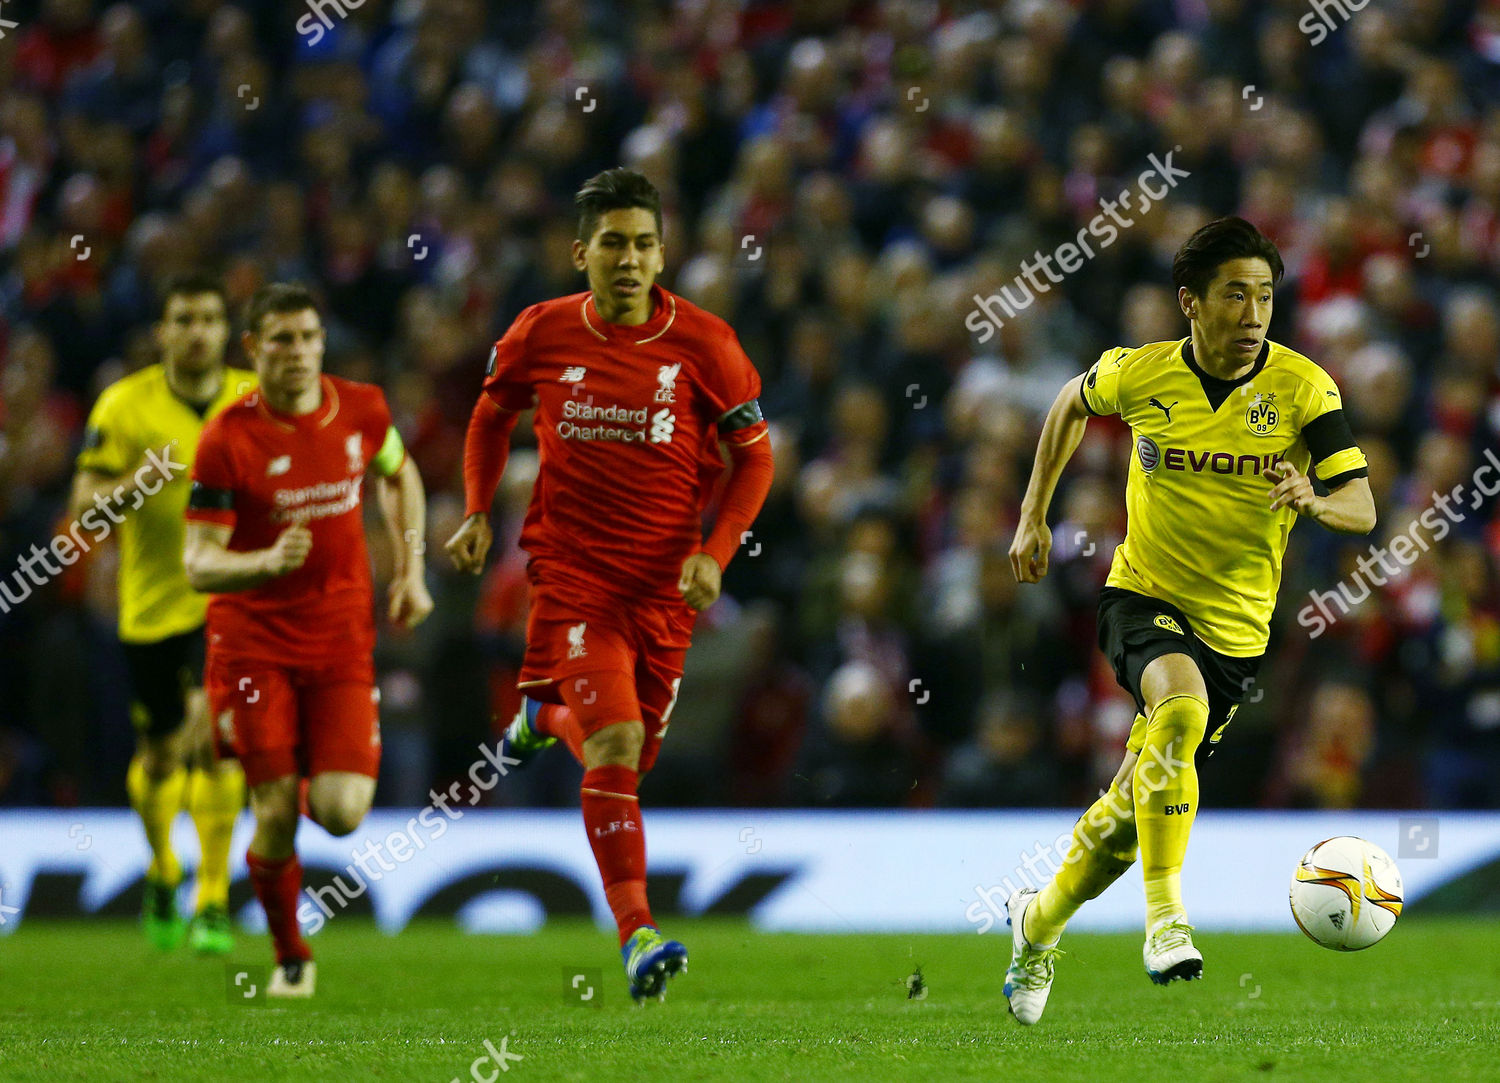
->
<box><xmin>580</xmin><ymin>284</ymin><xmax>677</xmax><ymax>345</ymax></box>
<box><xmin>255</xmin><ymin>375</ymin><xmax>341</xmax><ymax>431</ymax></box>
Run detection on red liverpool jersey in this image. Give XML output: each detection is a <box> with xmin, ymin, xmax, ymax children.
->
<box><xmin>186</xmin><ymin>376</ymin><xmax>398</xmax><ymax>664</ymax></box>
<box><xmin>483</xmin><ymin>284</ymin><xmax>768</xmax><ymax>602</ymax></box>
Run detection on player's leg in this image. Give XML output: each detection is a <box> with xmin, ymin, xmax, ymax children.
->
<box><xmin>184</xmin><ymin>681</ymin><xmax>245</xmax><ymax>955</ymax></box>
<box><xmin>1135</xmin><ymin>652</ymin><xmax>1210</xmax><ymax>983</ymax></box>
<box><xmin>215</xmin><ymin>663</ymin><xmax>313</xmax><ymax>991</ymax></box>
<box><xmin>299</xmin><ymin>659</ymin><xmax>382</xmax><ymax>838</ymax></box>
<box><xmin>1004</xmin><ymin>745</ymin><xmax>1140</xmax><ymax>1024</ymax></box>
<box><xmin>305</xmin><ymin>772</ymin><xmax>377</xmax><ymax>837</ymax></box>
<box><xmin>245</xmin><ymin>773</ymin><xmax>316</xmax><ymax>996</ymax></box>
<box><xmin>502</xmin><ymin>693</ymin><xmax>562</xmax><ymax>765</ymax></box>
<box><xmin>1024</xmin><ymin>746</ymin><xmax>1141</xmax><ymax>946</ymax></box>
<box><xmin>122</xmin><ymin>639</ymin><xmax>191</xmax><ymax>949</ymax></box>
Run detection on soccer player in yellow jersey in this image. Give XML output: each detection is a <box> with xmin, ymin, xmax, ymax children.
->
<box><xmin>69</xmin><ymin>273</ymin><xmax>257</xmax><ymax>953</ymax></box>
<box><xmin>1003</xmin><ymin>218</ymin><xmax>1376</xmax><ymax>1023</ymax></box>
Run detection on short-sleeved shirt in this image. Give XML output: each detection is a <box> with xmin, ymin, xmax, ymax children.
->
<box><xmin>1080</xmin><ymin>337</ymin><xmax>1367</xmax><ymax>656</ymax></box>
<box><xmin>76</xmin><ymin>364</ymin><xmax>257</xmax><ymax>643</ymax></box>
<box><xmin>482</xmin><ymin>284</ymin><xmax>768</xmax><ymax>603</ymax></box>
<box><xmin>185</xmin><ymin>376</ymin><xmax>406</xmax><ymax>665</ymax></box>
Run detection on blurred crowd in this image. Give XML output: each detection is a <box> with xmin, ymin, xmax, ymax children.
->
<box><xmin>3</xmin><ymin>0</ymin><xmax>1500</xmax><ymax>811</ymax></box>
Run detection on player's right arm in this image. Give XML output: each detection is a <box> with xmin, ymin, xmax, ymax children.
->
<box><xmin>67</xmin><ymin>385</ymin><xmax>163</xmax><ymax>522</ymax></box>
<box><xmin>447</xmin><ymin>310</ymin><xmax>538</xmax><ymax>574</ymax></box>
<box><xmin>446</xmin><ymin>395</ymin><xmax>520</xmax><ymax>574</ymax></box>
<box><xmin>183</xmin><ymin>520</ymin><xmax>312</xmax><ymax>593</ymax></box>
<box><xmin>181</xmin><ymin>411</ymin><xmax>311</xmax><ymax>592</ymax></box>
<box><xmin>1009</xmin><ymin>373</ymin><xmax>1092</xmax><ymax>583</ymax></box>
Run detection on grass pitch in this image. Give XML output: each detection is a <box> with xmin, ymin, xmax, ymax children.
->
<box><xmin>0</xmin><ymin>917</ymin><xmax>1495</xmax><ymax>1082</ymax></box>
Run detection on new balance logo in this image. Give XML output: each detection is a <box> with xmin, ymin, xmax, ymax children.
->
<box><xmin>1148</xmin><ymin>397</ymin><xmax>1177</xmax><ymax>423</ymax></box>
<box><xmin>654</xmin><ymin>362</ymin><xmax>680</xmax><ymax>403</ymax></box>
<box><xmin>649</xmin><ymin>408</ymin><xmax>676</xmax><ymax>444</ymax></box>
<box><xmin>567</xmin><ymin>621</ymin><xmax>587</xmax><ymax>659</ymax></box>
<box><xmin>266</xmin><ymin>455</ymin><xmax>291</xmax><ymax>476</ymax></box>
<box><xmin>560</xmin><ymin>366</ymin><xmax>587</xmax><ymax>383</ymax></box>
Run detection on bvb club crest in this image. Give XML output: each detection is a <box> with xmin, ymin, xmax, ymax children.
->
<box><xmin>1246</xmin><ymin>393</ymin><xmax>1279</xmax><ymax>435</ymax></box>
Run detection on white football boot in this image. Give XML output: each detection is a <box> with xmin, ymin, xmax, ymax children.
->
<box><xmin>1143</xmin><ymin>915</ymin><xmax>1202</xmax><ymax>985</ymax></box>
<box><xmin>267</xmin><ymin>959</ymin><xmax>317</xmax><ymax>998</ymax></box>
<box><xmin>1003</xmin><ymin>888</ymin><xmax>1063</xmax><ymax>1025</ymax></box>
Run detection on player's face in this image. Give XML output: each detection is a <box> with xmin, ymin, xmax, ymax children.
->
<box><xmin>573</xmin><ymin>207</ymin><xmax>664</xmax><ymax>321</ymax></box>
<box><xmin>1183</xmin><ymin>257</ymin><xmax>1273</xmax><ymax>368</ymax></box>
<box><xmin>156</xmin><ymin>292</ymin><xmax>229</xmax><ymax>376</ymax></box>
<box><xmin>246</xmin><ymin>307</ymin><xmax>325</xmax><ymax>401</ymax></box>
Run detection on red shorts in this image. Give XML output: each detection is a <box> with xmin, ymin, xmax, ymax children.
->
<box><xmin>518</xmin><ymin>574</ymin><xmax>695</xmax><ymax>765</ymax></box>
<box><xmin>206</xmin><ymin>652</ymin><xmax>381</xmax><ymax>788</ymax></box>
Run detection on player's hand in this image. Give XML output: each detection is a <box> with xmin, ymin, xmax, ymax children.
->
<box><xmin>263</xmin><ymin>523</ymin><xmax>313</xmax><ymax>576</ymax></box>
<box><xmin>678</xmin><ymin>551</ymin><xmax>722</xmax><ymax>611</ymax></box>
<box><xmin>445</xmin><ymin>514</ymin><xmax>492</xmax><ymax>575</ymax></box>
<box><xmin>1264</xmin><ymin>461</ymin><xmax>1320</xmax><ymax>518</ymax></box>
<box><xmin>1009</xmin><ymin>515</ymin><xmax>1052</xmax><ymax>583</ymax></box>
<box><xmin>388</xmin><ymin>572</ymin><xmax>434</xmax><ymax>630</ymax></box>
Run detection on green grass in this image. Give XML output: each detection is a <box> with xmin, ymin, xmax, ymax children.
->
<box><xmin>1</xmin><ymin>918</ymin><xmax>1496</xmax><ymax>1081</ymax></box>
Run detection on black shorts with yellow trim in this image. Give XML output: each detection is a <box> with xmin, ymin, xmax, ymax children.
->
<box><xmin>121</xmin><ymin>628</ymin><xmax>206</xmax><ymax>738</ymax></box>
<box><xmin>1097</xmin><ymin>587</ymin><xmax>1262</xmax><ymax>756</ymax></box>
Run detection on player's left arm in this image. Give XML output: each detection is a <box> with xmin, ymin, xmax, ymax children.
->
<box><xmin>682</xmin><ymin>419</ymin><xmax>773</xmax><ymax>610</ymax></box>
<box><xmin>1264</xmin><ymin>373</ymin><xmax>1376</xmax><ymax>534</ymax></box>
<box><xmin>1265</xmin><ymin>463</ymin><xmax>1375</xmax><ymax>533</ymax></box>
<box><xmin>682</xmin><ymin>332</ymin><xmax>774</xmax><ymax>611</ymax></box>
<box><xmin>370</xmin><ymin>424</ymin><xmax>434</xmax><ymax>630</ymax></box>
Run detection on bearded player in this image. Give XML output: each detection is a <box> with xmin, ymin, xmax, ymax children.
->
<box><xmin>184</xmin><ymin>283</ymin><xmax>432</xmax><ymax>997</ymax></box>
<box><xmin>446</xmin><ymin>169</ymin><xmax>773</xmax><ymax>1002</ymax></box>
<box><xmin>1004</xmin><ymin>217</ymin><xmax>1375</xmax><ymax>1023</ymax></box>
<box><xmin>70</xmin><ymin>272</ymin><xmax>255</xmax><ymax>954</ymax></box>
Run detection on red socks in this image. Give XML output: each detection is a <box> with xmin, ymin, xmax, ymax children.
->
<box><xmin>246</xmin><ymin>850</ymin><xmax>311</xmax><ymax>964</ymax></box>
<box><xmin>535</xmin><ymin>701</ymin><xmax>586</xmax><ymax>762</ymax></box>
<box><xmin>581</xmin><ymin>764</ymin><xmax>653</xmax><ymax>945</ymax></box>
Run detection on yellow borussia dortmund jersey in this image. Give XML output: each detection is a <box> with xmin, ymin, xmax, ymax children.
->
<box><xmin>76</xmin><ymin>365</ymin><xmax>257</xmax><ymax>643</ymax></box>
<box><xmin>1080</xmin><ymin>338</ymin><xmax>1366</xmax><ymax>656</ymax></box>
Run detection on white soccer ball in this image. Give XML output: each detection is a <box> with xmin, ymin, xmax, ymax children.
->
<box><xmin>1288</xmin><ymin>835</ymin><xmax>1404</xmax><ymax>950</ymax></box>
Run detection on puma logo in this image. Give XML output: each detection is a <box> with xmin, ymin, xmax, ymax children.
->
<box><xmin>1148</xmin><ymin>397</ymin><xmax>1178</xmax><ymax>423</ymax></box>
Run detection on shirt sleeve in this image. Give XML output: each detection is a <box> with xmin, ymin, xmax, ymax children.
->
<box><xmin>185</xmin><ymin>419</ymin><xmax>238</xmax><ymax>529</ymax></box>
<box><xmin>697</xmin><ymin>325</ymin><xmax>768</xmax><ymax>447</ymax></box>
<box><xmin>75</xmin><ymin>387</ymin><xmax>135</xmax><ymax>476</ymax></box>
<box><xmin>363</xmin><ymin>388</ymin><xmax>406</xmax><ymax>477</ymax></box>
<box><xmin>1079</xmin><ymin>347</ymin><xmax>1130</xmax><ymax>417</ymax></box>
<box><xmin>1301</xmin><ymin>367</ymin><xmax>1368</xmax><ymax>489</ymax></box>
<box><xmin>481</xmin><ymin>305</ymin><xmax>542</xmax><ymax>412</ymax></box>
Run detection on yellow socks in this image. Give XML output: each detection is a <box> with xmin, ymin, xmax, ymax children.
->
<box><xmin>188</xmin><ymin>763</ymin><xmax>245</xmax><ymax>911</ymax></box>
<box><xmin>1133</xmin><ymin>694</ymin><xmax>1209</xmax><ymax>928</ymax></box>
<box><xmin>1025</xmin><ymin>779</ymin><xmax>1140</xmax><ymax>946</ymax></box>
<box><xmin>127</xmin><ymin>757</ymin><xmax>186</xmax><ymax>886</ymax></box>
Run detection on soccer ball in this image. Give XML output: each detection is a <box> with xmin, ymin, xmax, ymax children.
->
<box><xmin>1288</xmin><ymin>836</ymin><xmax>1403</xmax><ymax>950</ymax></box>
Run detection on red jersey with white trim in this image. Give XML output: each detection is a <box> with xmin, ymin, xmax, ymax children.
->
<box><xmin>186</xmin><ymin>376</ymin><xmax>397</xmax><ymax>664</ymax></box>
<box><xmin>483</xmin><ymin>285</ymin><xmax>767</xmax><ymax>603</ymax></box>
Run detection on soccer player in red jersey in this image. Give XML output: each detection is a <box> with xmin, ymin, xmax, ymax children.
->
<box><xmin>446</xmin><ymin>169</ymin><xmax>774</xmax><ymax>1001</ymax></box>
<box><xmin>183</xmin><ymin>284</ymin><xmax>433</xmax><ymax>998</ymax></box>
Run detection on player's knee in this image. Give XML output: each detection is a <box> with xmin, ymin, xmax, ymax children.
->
<box><xmin>308</xmin><ymin>792</ymin><xmax>369</xmax><ymax>837</ymax></box>
<box><xmin>312</xmin><ymin>806</ymin><xmax>363</xmax><ymax>837</ymax></box>
<box><xmin>582</xmin><ymin>721</ymin><xmax>644</xmax><ymax>769</ymax></box>
<box><xmin>137</xmin><ymin>738</ymin><xmax>177</xmax><ymax>780</ymax></box>
<box><xmin>249</xmin><ymin>787</ymin><xmax>299</xmax><ymax>847</ymax></box>
<box><xmin>1146</xmin><ymin>694</ymin><xmax>1209</xmax><ymax>746</ymax></box>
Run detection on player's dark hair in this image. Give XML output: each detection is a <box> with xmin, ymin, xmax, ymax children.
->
<box><xmin>157</xmin><ymin>271</ymin><xmax>228</xmax><ymax>321</ymax></box>
<box><xmin>574</xmin><ymin>168</ymin><xmax>663</xmax><ymax>244</ymax></box>
<box><xmin>1172</xmin><ymin>217</ymin><xmax>1284</xmax><ymax>298</ymax></box>
<box><xmin>243</xmin><ymin>282</ymin><xmax>321</xmax><ymax>335</ymax></box>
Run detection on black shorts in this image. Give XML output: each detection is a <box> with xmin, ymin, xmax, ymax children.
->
<box><xmin>122</xmin><ymin>628</ymin><xmax>206</xmax><ymax>738</ymax></box>
<box><xmin>1097</xmin><ymin>586</ymin><xmax>1262</xmax><ymax>754</ymax></box>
